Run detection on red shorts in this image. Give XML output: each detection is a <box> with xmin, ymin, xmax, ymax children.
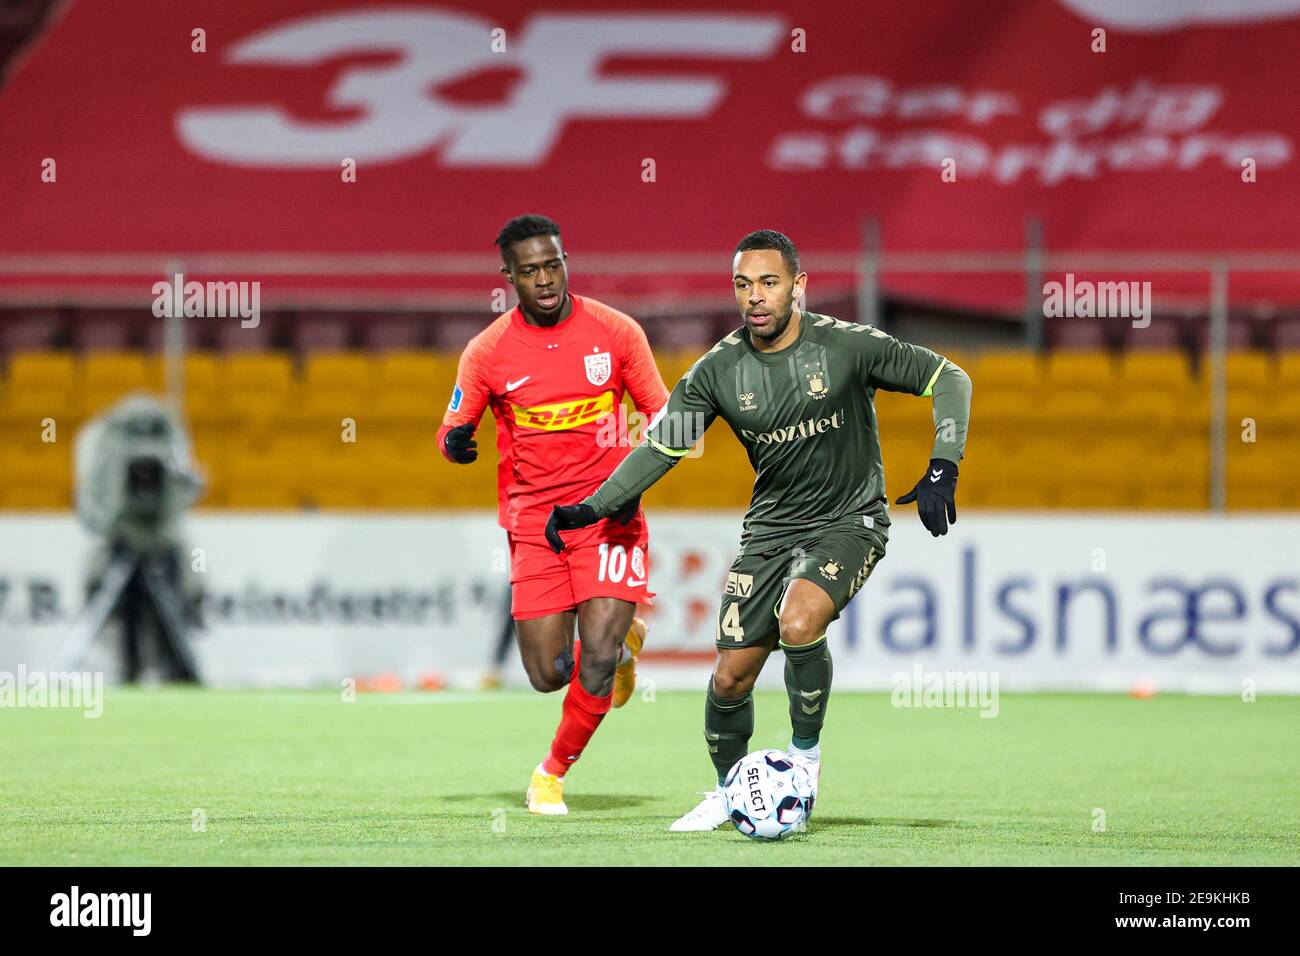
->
<box><xmin>508</xmin><ymin>514</ymin><xmax>655</xmax><ymax>620</ymax></box>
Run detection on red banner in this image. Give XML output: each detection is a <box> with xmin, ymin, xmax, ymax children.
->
<box><xmin>1</xmin><ymin>0</ymin><xmax>1298</xmax><ymax>308</ymax></box>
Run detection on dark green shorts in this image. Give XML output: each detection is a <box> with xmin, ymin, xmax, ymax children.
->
<box><xmin>715</xmin><ymin>522</ymin><xmax>885</xmax><ymax>649</ymax></box>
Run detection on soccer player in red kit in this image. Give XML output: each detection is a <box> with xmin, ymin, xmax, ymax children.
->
<box><xmin>437</xmin><ymin>215</ymin><xmax>669</xmax><ymax>815</ymax></box>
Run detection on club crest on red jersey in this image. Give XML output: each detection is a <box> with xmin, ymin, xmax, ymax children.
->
<box><xmin>584</xmin><ymin>351</ymin><xmax>612</xmax><ymax>386</ymax></box>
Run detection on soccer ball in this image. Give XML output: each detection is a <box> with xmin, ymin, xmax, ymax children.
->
<box><xmin>723</xmin><ymin>749</ymin><xmax>815</xmax><ymax>840</ymax></box>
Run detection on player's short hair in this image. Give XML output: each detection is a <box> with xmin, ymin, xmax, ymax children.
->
<box><xmin>734</xmin><ymin>229</ymin><xmax>800</xmax><ymax>277</ymax></box>
<box><xmin>496</xmin><ymin>214</ymin><xmax>561</xmax><ymax>261</ymax></box>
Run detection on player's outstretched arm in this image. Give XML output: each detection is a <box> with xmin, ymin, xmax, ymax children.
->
<box><xmin>545</xmin><ymin>442</ymin><xmax>680</xmax><ymax>552</ymax></box>
<box><xmin>895</xmin><ymin>358</ymin><xmax>972</xmax><ymax>536</ymax></box>
<box><xmin>547</xmin><ymin>359</ymin><xmax>716</xmax><ymax>552</ymax></box>
<box><xmin>438</xmin><ymin>327</ymin><xmax>500</xmax><ymax>465</ymax></box>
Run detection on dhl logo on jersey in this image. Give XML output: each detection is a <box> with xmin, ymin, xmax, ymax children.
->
<box><xmin>513</xmin><ymin>392</ymin><xmax>615</xmax><ymax>430</ymax></box>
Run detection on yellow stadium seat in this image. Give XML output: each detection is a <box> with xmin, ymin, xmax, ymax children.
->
<box><xmin>1</xmin><ymin>487</ymin><xmax>70</xmax><ymax>509</ymax></box>
<box><xmin>1271</xmin><ymin>394</ymin><xmax>1300</xmax><ymax>433</ymax></box>
<box><xmin>264</xmin><ymin>433</ymin><xmax>337</xmax><ymax>461</ymax></box>
<box><xmin>874</xmin><ymin>391</ymin><xmax>933</xmax><ymax>434</ymax></box>
<box><xmin>1227</xmin><ymin>439</ymin><xmax>1299</xmax><ymax>509</ymax></box>
<box><xmin>431</xmin><ymin>355</ymin><xmax>462</xmax><ymax>394</ymax></box>
<box><xmin>971</xmin><ymin>389</ymin><xmax>1047</xmax><ymax>431</ymax></box>
<box><xmin>178</xmin><ymin>354</ymin><xmax>225</xmax><ymax>425</ymax></box>
<box><xmin>1054</xmin><ymin>448</ymin><xmax>1137</xmax><ymax>506</ymax></box>
<box><xmin>304</xmin><ymin>352</ymin><xmax>375</xmax><ymax>390</ymax></box>
<box><xmin>975</xmin><ymin>350</ymin><xmax>1042</xmax><ymax>390</ymax></box>
<box><xmin>1108</xmin><ymin>389</ymin><xmax>1180</xmax><ymax>431</ymax></box>
<box><xmin>1118</xmin><ymin>351</ymin><xmax>1195</xmax><ymax>390</ymax></box>
<box><xmin>1172</xmin><ymin>390</ymin><xmax>1211</xmax><ymax>430</ymax></box>
<box><xmin>1056</xmin><ymin>483</ymin><xmax>1135</xmax><ymax>509</ymax></box>
<box><xmin>1040</xmin><ymin>390</ymin><xmax>1111</xmax><ymax>428</ymax></box>
<box><xmin>219</xmin><ymin>354</ymin><xmax>295</xmax><ymax>429</ymax></box>
<box><xmin>309</xmin><ymin>487</ymin><xmax>369</xmax><ymax>509</ymax></box>
<box><xmin>222</xmin><ymin>389</ymin><xmax>291</xmax><ymax>427</ymax></box>
<box><xmin>369</xmin><ymin>388</ymin><xmax>441</xmax><ymax>424</ymax></box>
<box><xmin>881</xmin><ymin>439</ymin><xmax>933</xmax><ymax>482</ymax></box>
<box><xmin>433</xmin><ymin>463</ymin><xmax>498</xmax><ymax>507</ymax></box>
<box><xmin>0</xmin><ymin>446</ymin><xmax>73</xmax><ymax>510</ymax></box>
<box><xmin>1045</xmin><ymin>350</ymin><xmax>1117</xmax><ymax>389</ymax></box>
<box><xmin>222</xmin><ymin>353</ymin><xmax>294</xmax><ymax>391</ymax></box>
<box><xmin>376</xmin><ymin>351</ymin><xmax>442</xmax><ymax>392</ymax></box>
<box><xmin>1276</xmin><ymin>353</ymin><xmax>1300</xmax><ymax>388</ymax></box>
<box><xmin>1164</xmin><ymin>436</ymin><xmax>1210</xmax><ymax>478</ymax></box>
<box><xmin>1137</xmin><ymin>485</ymin><xmax>1206</xmax><ymax>510</ymax></box>
<box><xmin>1225</xmin><ymin>351</ymin><xmax>1272</xmax><ymax>389</ymax></box>
<box><xmin>1</xmin><ymin>353</ymin><xmax>79</xmax><ymax>428</ymax></box>
<box><xmin>5</xmin><ymin>342</ymin><xmax>1272</xmax><ymax>514</ymax></box>
<box><xmin>979</xmin><ymin>483</ymin><xmax>1055</xmax><ymax>509</ymax></box>
<box><xmin>0</xmin><ymin>387</ymin><xmax>77</xmax><ymax>427</ymax></box>
<box><xmin>1227</xmin><ymin>442</ymin><xmax>1291</xmax><ymax>481</ymax></box>
<box><xmin>8</xmin><ymin>352</ymin><xmax>76</xmax><ymax>390</ymax></box>
<box><xmin>1090</xmin><ymin>437</ymin><xmax>1148</xmax><ymax>469</ymax></box>
<box><xmin>223</xmin><ymin>486</ymin><xmax>299</xmax><ymax>509</ymax></box>
<box><xmin>81</xmin><ymin>387</ymin><xmax>169</xmax><ymax>418</ymax></box>
<box><xmin>373</xmin><ymin>486</ymin><xmax>439</xmax><ymax>509</ymax></box>
<box><xmin>225</xmin><ymin>451</ymin><xmax>299</xmax><ymax>506</ymax></box>
<box><xmin>82</xmin><ymin>352</ymin><xmax>160</xmax><ymax>390</ymax></box>
<box><xmin>191</xmin><ymin>433</ymin><xmax>229</xmax><ymax>466</ymax></box>
<box><xmin>1228</xmin><ymin>488</ymin><xmax>1291</xmax><ymax>510</ymax></box>
<box><xmin>365</xmin><ymin>451</ymin><xmax>438</xmax><ymax>488</ymax></box>
<box><xmin>288</xmin><ymin>385</ymin><xmax>366</xmax><ymax>423</ymax></box>
<box><xmin>1226</xmin><ymin>387</ymin><xmax>1266</xmax><ymax>423</ymax></box>
<box><xmin>184</xmin><ymin>353</ymin><xmax>219</xmax><ymax>393</ymax></box>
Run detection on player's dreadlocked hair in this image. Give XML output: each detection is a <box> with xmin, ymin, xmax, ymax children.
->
<box><xmin>734</xmin><ymin>229</ymin><xmax>800</xmax><ymax>276</ymax></box>
<box><xmin>495</xmin><ymin>214</ymin><xmax>561</xmax><ymax>260</ymax></box>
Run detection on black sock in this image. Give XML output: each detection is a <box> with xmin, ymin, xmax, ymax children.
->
<box><xmin>781</xmin><ymin>635</ymin><xmax>832</xmax><ymax>747</ymax></box>
<box><xmin>704</xmin><ymin>679</ymin><xmax>753</xmax><ymax>785</ymax></box>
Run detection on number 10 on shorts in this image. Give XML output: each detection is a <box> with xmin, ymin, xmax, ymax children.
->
<box><xmin>597</xmin><ymin>543</ymin><xmax>645</xmax><ymax>585</ymax></box>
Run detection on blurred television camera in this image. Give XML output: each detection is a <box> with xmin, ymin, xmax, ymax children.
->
<box><xmin>67</xmin><ymin>394</ymin><xmax>204</xmax><ymax>683</ymax></box>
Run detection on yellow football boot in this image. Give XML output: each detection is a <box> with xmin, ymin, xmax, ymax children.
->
<box><xmin>525</xmin><ymin>764</ymin><xmax>568</xmax><ymax>815</ymax></box>
<box><xmin>612</xmin><ymin>617</ymin><xmax>647</xmax><ymax>708</ymax></box>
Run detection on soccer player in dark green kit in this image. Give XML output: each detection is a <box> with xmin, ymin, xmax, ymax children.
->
<box><xmin>545</xmin><ymin>230</ymin><xmax>972</xmax><ymax>831</ymax></box>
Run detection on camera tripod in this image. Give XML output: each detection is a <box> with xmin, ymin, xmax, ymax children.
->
<box><xmin>60</xmin><ymin>545</ymin><xmax>201</xmax><ymax>682</ymax></box>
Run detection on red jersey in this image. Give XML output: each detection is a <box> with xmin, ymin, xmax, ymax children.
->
<box><xmin>437</xmin><ymin>294</ymin><xmax>669</xmax><ymax>542</ymax></box>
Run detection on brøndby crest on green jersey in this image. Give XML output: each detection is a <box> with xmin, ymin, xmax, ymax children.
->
<box><xmin>802</xmin><ymin>358</ymin><xmax>829</xmax><ymax>399</ymax></box>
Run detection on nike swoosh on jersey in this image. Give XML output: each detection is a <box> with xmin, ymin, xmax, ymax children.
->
<box><xmin>506</xmin><ymin>376</ymin><xmax>531</xmax><ymax>391</ymax></box>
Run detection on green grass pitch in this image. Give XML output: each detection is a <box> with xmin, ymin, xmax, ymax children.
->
<box><xmin>1</xmin><ymin>687</ymin><xmax>1296</xmax><ymax>865</ymax></box>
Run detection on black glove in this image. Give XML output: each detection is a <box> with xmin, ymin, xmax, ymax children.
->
<box><xmin>610</xmin><ymin>494</ymin><xmax>640</xmax><ymax>526</ymax></box>
<box><xmin>895</xmin><ymin>458</ymin><xmax>958</xmax><ymax>537</ymax></box>
<box><xmin>546</xmin><ymin>503</ymin><xmax>601</xmax><ymax>553</ymax></box>
<box><xmin>443</xmin><ymin>423</ymin><xmax>477</xmax><ymax>464</ymax></box>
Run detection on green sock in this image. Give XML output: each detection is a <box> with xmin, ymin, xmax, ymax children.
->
<box><xmin>704</xmin><ymin>680</ymin><xmax>754</xmax><ymax>785</ymax></box>
<box><xmin>781</xmin><ymin>635</ymin><xmax>832</xmax><ymax>746</ymax></box>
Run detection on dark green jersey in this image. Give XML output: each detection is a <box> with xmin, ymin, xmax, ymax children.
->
<box><xmin>585</xmin><ymin>311</ymin><xmax>971</xmax><ymax>553</ymax></box>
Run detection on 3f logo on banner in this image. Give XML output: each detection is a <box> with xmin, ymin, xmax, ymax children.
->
<box><xmin>178</xmin><ymin>10</ymin><xmax>784</xmax><ymax>166</ymax></box>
